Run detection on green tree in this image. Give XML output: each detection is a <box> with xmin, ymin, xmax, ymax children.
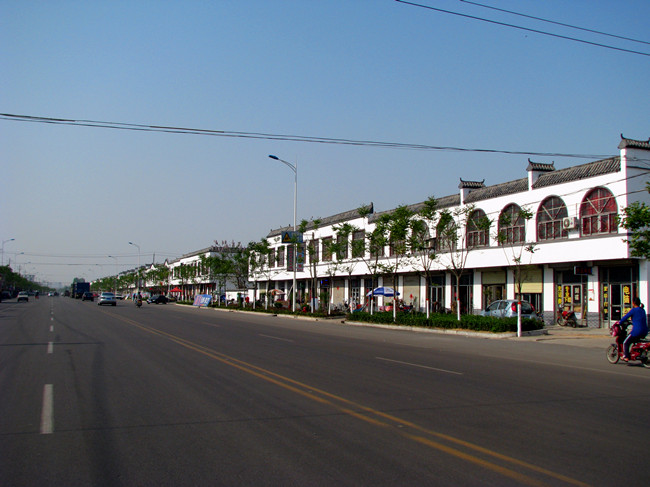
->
<box><xmin>248</xmin><ymin>239</ymin><xmax>281</xmax><ymax>309</ymax></box>
<box><xmin>494</xmin><ymin>205</ymin><xmax>537</xmax><ymax>334</ymax></box>
<box><xmin>382</xmin><ymin>205</ymin><xmax>419</xmax><ymax>321</ymax></box>
<box><xmin>410</xmin><ymin>196</ymin><xmax>440</xmax><ymax>317</ymax></box>
<box><xmin>436</xmin><ymin>204</ymin><xmax>490</xmax><ymax>321</ymax></box>
<box><xmin>619</xmin><ymin>183</ymin><xmax>650</xmax><ymax>258</ymax></box>
<box><xmin>298</xmin><ymin>218</ymin><xmax>321</xmax><ymax>312</ymax></box>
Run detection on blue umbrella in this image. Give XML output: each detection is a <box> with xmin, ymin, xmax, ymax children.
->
<box><xmin>367</xmin><ymin>287</ymin><xmax>400</xmax><ymax>297</ymax></box>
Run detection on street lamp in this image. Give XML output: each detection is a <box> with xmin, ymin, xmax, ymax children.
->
<box><xmin>129</xmin><ymin>241</ymin><xmax>141</xmax><ymax>291</ymax></box>
<box><xmin>108</xmin><ymin>255</ymin><xmax>118</xmax><ymax>295</ymax></box>
<box><xmin>268</xmin><ymin>155</ymin><xmax>298</xmax><ymax>312</ymax></box>
<box><xmin>2</xmin><ymin>238</ymin><xmax>15</xmax><ymax>266</ymax></box>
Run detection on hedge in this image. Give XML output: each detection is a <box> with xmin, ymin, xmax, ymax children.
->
<box><xmin>347</xmin><ymin>311</ymin><xmax>544</xmax><ymax>334</ymax></box>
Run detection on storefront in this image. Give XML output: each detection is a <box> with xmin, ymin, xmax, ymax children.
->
<box><xmin>600</xmin><ymin>264</ymin><xmax>637</xmax><ymax>326</ymax></box>
<box><xmin>481</xmin><ymin>269</ymin><xmax>505</xmax><ymax>310</ymax></box>
<box><xmin>402</xmin><ymin>275</ymin><xmax>420</xmax><ymax>308</ymax></box>
<box><xmin>555</xmin><ymin>268</ymin><xmax>588</xmax><ymax>326</ymax></box>
<box><xmin>427</xmin><ymin>274</ymin><xmax>446</xmax><ymax>313</ymax></box>
<box><xmin>451</xmin><ymin>273</ymin><xmax>473</xmax><ymax>315</ymax></box>
<box><xmin>518</xmin><ymin>266</ymin><xmax>543</xmax><ymax>316</ymax></box>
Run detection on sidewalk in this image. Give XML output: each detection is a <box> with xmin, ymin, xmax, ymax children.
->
<box><xmin>513</xmin><ymin>324</ymin><xmax>612</xmax><ymax>347</ymax></box>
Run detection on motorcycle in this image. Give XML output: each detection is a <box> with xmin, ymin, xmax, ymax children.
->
<box><xmin>556</xmin><ymin>309</ymin><xmax>578</xmax><ymax>327</ymax></box>
<box><xmin>136</xmin><ymin>298</ymin><xmax>142</xmax><ymax>308</ymax></box>
<box><xmin>606</xmin><ymin>320</ymin><xmax>650</xmax><ymax>368</ymax></box>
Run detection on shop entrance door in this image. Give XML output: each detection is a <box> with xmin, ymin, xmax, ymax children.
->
<box><xmin>600</xmin><ymin>266</ymin><xmax>637</xmax><ymax>328</ymax></box>
<box><xmin>428</xmin><ymin>275</ymin><xmax>445</xmax><ymax>313</ymax></box>
<box><xmin>601</xmin><ymin>283</ymin><xmax>634</xmax><ymax>325</ymax></box>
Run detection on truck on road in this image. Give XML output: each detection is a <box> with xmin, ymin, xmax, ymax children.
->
<box><xmin>71</xmin><ymin>281</ymin><xmax>90</xmax><ymax>299</ymax></box>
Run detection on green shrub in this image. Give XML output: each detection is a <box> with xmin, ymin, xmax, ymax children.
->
<box><xmin>348</xmin><ymin>311</ymin><xmax>543</xmax><ymax>333</ymax></box>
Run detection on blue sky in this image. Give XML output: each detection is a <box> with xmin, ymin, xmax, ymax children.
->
<box><xmin>1</xmin><ymin>0</ymin><xmax>649</xmax><ymax>285</ymax></box>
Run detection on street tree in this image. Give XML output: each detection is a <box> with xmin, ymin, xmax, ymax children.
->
<box><xmin>436</xmin><ymin>204</ymin><xmax>491</xmax><ymax>321</ymax></box>
<box><xmin>494</xmin><ymin>205</ymin><xmax>537</xmax><ymax>334</ymax></box>
<box><xmin>619</xmin><ymin>182</ymin><xmax>650</xmax><ymax>258</ymax></box>
<box><xmin>381</xmin><ymin>205</ymin><xmax>419</xmax><ymax>321</ymax></box>
<box><xmin>356</xmin><ymin>204</ymin><xmax>389</xmax><ymax>314</ymax></box>
<box><xmin>410</xmin><ymin>196</ymin><xmax>439</xmax><ymax>317</ymax></box>
<box><xmin>298</xmin><ymin>218</ymin><xmax>321</xmax><ymax>312</ymax></box>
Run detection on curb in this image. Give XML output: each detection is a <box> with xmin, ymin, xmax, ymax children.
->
<box><xmin>339</xmin><ymin>320</ymin><xmax>549</xmax><ymax>339</ymax></box>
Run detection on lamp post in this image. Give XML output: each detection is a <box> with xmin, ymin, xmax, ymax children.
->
<box><xmin>108</xmin><ymin>255</ymin><xmax>118</xmax><ymax>295</ymax></box>
<box><xmin>268</xmin><ymin>155</ymin><xmax>297</xmax><ymax>312</ymax></box>
<box><xmin>129</xmin><ymin>241</ymin><xmax>141</xmax><ymax>292</ymax></box>
<box><xmin>13</xmin><ymin>251</ymin><xmax>24</xmax><ymax>269</ymax></box>
<box><xmin>2</xmin><ymin>238</ymin><xmax>15</xmax><ymax>266</ymax></box>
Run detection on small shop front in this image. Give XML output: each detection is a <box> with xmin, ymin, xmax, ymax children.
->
<box><xmin>555</xmin><ymin>268</ymin><xmax>589</xmax><ymax>326</ymax></box>
<box><xmin>599</xmin><ymin>264</ymin><xmax>638</xmax><ymax>327</ymax></box>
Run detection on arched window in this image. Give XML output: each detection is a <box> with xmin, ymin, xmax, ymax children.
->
<box><xmin>498</xmin><ymin>204</ymin><xmax>525</xmax><ymax>245</ymax></box>
<box><xmin>466</xmin><ymin>209</ymin><xmax>489</xmax><ymax>248</ymax></box>
<box><xmin>580</xmin><ymin>187</ymin><xmax>618</xmax><ymax>236</ymax></box>
<box><xmin>537</xmin><ymin>196</ymin><xmax>568</xmax><ymax>241</ymax></box>
<box><xmin>435</xmin><ymin>214</ymin><xmax>457</xmax><ymax>253</ymax></box>
<box><xmin>410</xmin><ymin>220</ymin><xmax>434</xmax><ymax>254</ymax></box>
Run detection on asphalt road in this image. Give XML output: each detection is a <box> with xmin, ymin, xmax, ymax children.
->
<box><xmin>1</xmin><ymin>297</ymin><xmax>648</xmax><ymax>486</ymax></box>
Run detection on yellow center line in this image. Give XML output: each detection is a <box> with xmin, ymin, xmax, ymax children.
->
<box><xmin>102</xmin><ymin>310</ymin><xmax>591</xmax><ymax>487</ymax></box>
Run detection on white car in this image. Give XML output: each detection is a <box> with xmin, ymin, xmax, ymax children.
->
<box><xmin>97</xmin><ymin>292</ymin><xmax>117</xmax><ymax>306</ymax></box>
<box><xmin>17</xmin><ymin>292</ymin><xmax>29</xmax><ymax>302</ymax></box>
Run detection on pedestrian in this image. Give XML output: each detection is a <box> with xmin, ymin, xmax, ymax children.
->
<box><xmin>620</xmin><ymin>297</ymin><xmax>648</xmax><ymax>362</ymax></box>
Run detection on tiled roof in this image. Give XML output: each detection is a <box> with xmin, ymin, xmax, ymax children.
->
<box><xmin>618</xmin><ymin>134</ymin><xmax>650</xmax><ymax>150</ymax></box>
<box><xmin>527</xmin><ymin>160</ymin><xmax>555</xmax><ymax>172</ymax></box>
<box><xmin>532</xmin><ymin>156</ymin><xmax>620</xmax><ymax>189</ymax></box>
<box><xmin>458</xmin><ymin>178</ymin><xmax>485</xmax><ymax>189</ymax></box>
<box><xmin>265</xmin><ymin>152</ymin><xmax>623</xmax><ymax>236</ymax></box>
<box><xmin>370</xmin><ymin>194</ymin><xmax>461</xmax><ymax>222</ymax></box>
<box><xmin>267</xmin><ymin>203</ymin><xmax>374</xmax><ymax>237</ymax></box>
<box><xmin>464</xmin><ymin>178</ymin><xmax>528</xmax><ymax>203</ymax></box>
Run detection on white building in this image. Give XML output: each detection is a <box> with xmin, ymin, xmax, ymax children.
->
<box><xmin>145</xmin><ymin>245</ymin><xmax>243</xmax><ymax>301</ymax></box>
<box><xmin>251</xmin><ymin>135</ymin><xmax>650</xmax><ymax>327</ymax></box>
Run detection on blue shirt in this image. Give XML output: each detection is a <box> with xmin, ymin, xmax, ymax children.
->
<box><xmin>621</xmin><ymin>306</ymin><xmax>649</xmax><ymax>338</ymax></box>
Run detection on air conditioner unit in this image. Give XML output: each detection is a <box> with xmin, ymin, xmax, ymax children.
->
<box><xmin>562</xmin><ymin>217</ymin><xmax>578</xmax><ymax>230</ymax></box>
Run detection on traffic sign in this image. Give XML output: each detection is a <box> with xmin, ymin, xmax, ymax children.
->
<box><xmin>281</xmin><ymin>231</ymin><xmax>303</xmax><ymax>243</ymax></box>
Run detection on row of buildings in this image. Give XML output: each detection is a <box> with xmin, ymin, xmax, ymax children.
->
<box><xmin>118</xmin><ymin>135</ymin><xmax>648</xmax><ymax>328</ymax></box>
<box><xmin>250</xmin><ymin>135</ymin><xmax>649</xmax><ymax>328</ymax></box>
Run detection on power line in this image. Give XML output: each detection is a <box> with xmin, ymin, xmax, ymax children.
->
<box><xmin>458</xmin><ymin>0</ymin><xmax>650</xmax><ymax>46</ymax></box>
<box><xmin>395</xmin><ymin>0</ymin><xmax>650</xmax><ymax>57</ymax></box>
<box><xmin>0</xmin><ymin>112</ymin><xmax>613</xmax><ymax>160</ymax></box>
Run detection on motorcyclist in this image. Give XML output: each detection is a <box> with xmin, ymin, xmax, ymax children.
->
<box><xmin>620</xmin><ymin>297</ymin><xmax>648</xmax><ymax>362</ymax></box>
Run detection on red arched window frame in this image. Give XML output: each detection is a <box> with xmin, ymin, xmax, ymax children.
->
<box><xmin>466</xmin><ymin>209</ymin><xmax>489</xmax><ymax>248</ymax></box>
<box><xmin>537</xmin><ymin>196</ymin><xmax>568</xmax><ymax>241</ymax></box>
<box><xmin>580</xmin><ymin>187</ymin><xmax>618</xmax><ymax>236</ymax></box>
<box><xmin>498</xmin><ymin>204</ymin><xmax>525</xmax><ymax>245</ymax></box>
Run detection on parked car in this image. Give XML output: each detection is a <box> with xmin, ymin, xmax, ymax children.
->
<box><xmin>17</xmin><ymin>291</ymin><xmax>29</xmax><ymax>302</ymax></box>
<box><xmin>480</xmin><ymin>299</ymin><xmax>540</xmax><ymax>320</ymax></box>
<box><xmin>81</xmin><ymin>292</ymin><xmax>94</xmax><ymax>302</ymax></box>
<box><xmin>147</xmin><ymin>294</ymin><xmax>169</xmax><ymax>304</ymax></box>
<box><xmin>114</xmin><ymin>294</ymin><xmax>125</xmax><ymax>300</ymax></box>
<box><xmin>97</xmin><ymin>292</ymin><xmax>117</xmax><ymax>306</ymax></box>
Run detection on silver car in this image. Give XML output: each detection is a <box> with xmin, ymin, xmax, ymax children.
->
<box><xmin>481</xmin><ymin>299</ymin><xmax>540</xmax><ymax>320</ymax></box>
<box><xmin>97</xmin><ymin>292</ymin><xmax>117</xmax><ymax>306</ymax></box>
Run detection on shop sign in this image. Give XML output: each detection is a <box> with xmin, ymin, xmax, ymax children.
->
<box><xmin>193</xmin><ymin>294</ymin><xmax>212</xmax><ymax>307</ymax></box>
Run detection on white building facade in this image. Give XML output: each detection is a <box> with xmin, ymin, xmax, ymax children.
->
<box><xmin>251</xmin><ymin>135</ymin><xmax>650</xmax><ymax>327</ymax></box>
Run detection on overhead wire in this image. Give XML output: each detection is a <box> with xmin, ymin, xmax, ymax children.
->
<box><xmin>0</xmin><ymin>112</ymin><xmax>613</xmax><ymax>160</ymax></box>
<box><xmin>394</xmin><ymin>0</ymin><xmax>650</xmax><ymax>57</ymax></box>
<box><xmin>458</xmin><ymin>0</ymin><xmax>650</xmax><ymax>46</ymax></box>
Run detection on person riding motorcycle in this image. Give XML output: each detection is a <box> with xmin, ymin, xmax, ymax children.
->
<box><xmin>620</xmin><ymin>297</ymin><xmax>648</xmax><ymax>362</ymax></box>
